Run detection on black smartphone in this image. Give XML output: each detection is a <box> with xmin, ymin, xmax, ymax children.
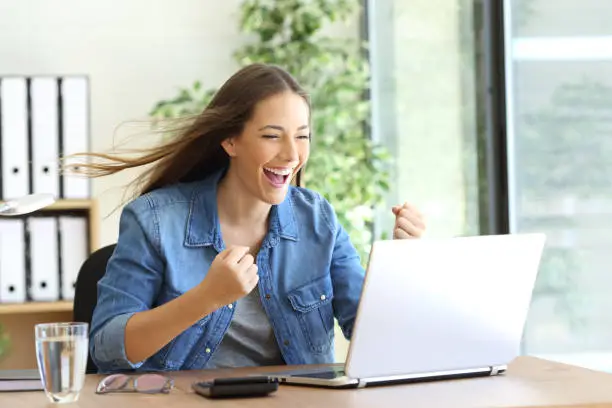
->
<box><xmin>191</xmin><ymin>376</ymin><xmax>279</xmax><ymax>399</ymax></box>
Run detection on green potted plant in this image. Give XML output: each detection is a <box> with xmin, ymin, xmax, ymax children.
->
<box><xmin>150</xmin><ymin>0</ymin><xmax>391</xmax><ymax>263</ymax></box>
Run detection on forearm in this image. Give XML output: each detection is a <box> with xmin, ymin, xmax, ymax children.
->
<box><xmin>124</xmin><ymin>283</ymin><xmax>221</xmax><ymax>364</ymax></box>
<box><xmin>329</xmin><ymin>224</ymin><xmax>366</xmax><ymax>340</ymax></box>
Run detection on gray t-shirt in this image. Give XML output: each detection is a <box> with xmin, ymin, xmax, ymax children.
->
<box><xmin>205</xmin><ymin>286</ymin><xmax>285</xmax><ymax>368</ymax></box>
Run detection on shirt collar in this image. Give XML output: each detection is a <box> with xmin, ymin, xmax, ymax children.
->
<box><xmin>184</xmin><ymin>167</ymin><xmax>298</xmax><ymax>248</ymax></box>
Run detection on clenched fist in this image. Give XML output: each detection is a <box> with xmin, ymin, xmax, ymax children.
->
<box><xmin>199</xmin><ymin>245</ymin><xmax>259</xmax><ymax>307</ymax></box>
<box><xmin>392</xmin><ymin>202</ymin><xmax>426</xmax><ymax>239</ymax></box>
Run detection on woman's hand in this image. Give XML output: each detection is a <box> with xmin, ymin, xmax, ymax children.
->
<box><xmin>199</xmin><ymin>245</ymin><xmax>259</xmax><ymax>307</ymax></box>
<box><xmin>392</xmin><ymin>202</ymin><xmax>426</xmax><ymax>239</ymax></box>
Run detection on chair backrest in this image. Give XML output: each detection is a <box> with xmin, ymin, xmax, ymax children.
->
<box><xmin>72</xmin><ymin>244</ymin><xmax>116</xmax><ymax>374</ymax></box>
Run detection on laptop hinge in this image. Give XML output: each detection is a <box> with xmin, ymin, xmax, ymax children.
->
<box><xmin>490</xmin><ymin>365</ymin><xmax>506</xmax><ymax>376</ymax></box>
<box><xmin>357</xmin><ymin>379</ymin><xmax>367</xmax><ymax>388</ymax></box>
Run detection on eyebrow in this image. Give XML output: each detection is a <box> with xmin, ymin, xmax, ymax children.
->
<box><xmin>258</xmin><ymin>125</ymin><xmax>309</xmax><ymax>132</ymax></box>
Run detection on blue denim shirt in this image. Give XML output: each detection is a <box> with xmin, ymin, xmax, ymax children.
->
<box><xmin>89</xmin><ymin>168</ymin><xmax>366</xmax><ymax>373</ymax></box>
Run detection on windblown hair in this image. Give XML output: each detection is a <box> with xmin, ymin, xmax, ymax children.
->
<box><xmin>66</xmin><ymin>63</ymin><xmax>309</xmax><ymax>197</ymax></box>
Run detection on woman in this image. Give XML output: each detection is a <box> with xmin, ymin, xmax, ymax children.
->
<box><xmin>84</xmin><ymin>63</ymin><xmax>426</xmax><ymax>373</ymax></box>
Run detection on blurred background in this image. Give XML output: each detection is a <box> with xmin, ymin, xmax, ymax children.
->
<box><xmin>0</xmin><ymin>0</ymin><xmax>611</xmax><ymax>372</ymax></box>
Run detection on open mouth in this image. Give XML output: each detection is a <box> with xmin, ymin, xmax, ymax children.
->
<box><xmin>263</xmin><ymin>167</ymin><xmax>293</xmax><ymax>188</ymax></box>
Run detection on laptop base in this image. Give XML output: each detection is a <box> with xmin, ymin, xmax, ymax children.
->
<box><xmin>269</xmin><ymin>365</ymin><xmax>507</xmax><ymax>389</ymax></box>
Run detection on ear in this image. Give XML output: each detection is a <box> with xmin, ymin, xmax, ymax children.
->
<box><xmin>221</xmin><ymin>137</ymin><xmax>237</xmax><ymax>157</ymax></box>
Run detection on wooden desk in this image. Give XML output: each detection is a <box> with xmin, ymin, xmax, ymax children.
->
<box><xmin>4</xmin><ymin>357</ymin><xmax>612</xmax><ymax>407</ymax></box>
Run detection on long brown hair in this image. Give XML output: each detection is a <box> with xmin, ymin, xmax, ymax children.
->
<box><xmin>67</xmin><ymin>63</ymin><xmax>309</xmax><ymax>197</ymax></box>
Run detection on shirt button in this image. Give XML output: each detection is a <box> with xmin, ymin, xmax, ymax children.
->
<box><xmin>228</xmin><ymin>304</ymin><xmax>233</xmax><ymax>309</ymax></box>
<box><xmin>265</xmin><ymin>294</ymin><xmax>271</xmax><ymax>300</ymax></box>
<box><xmin>283</xmin><ymin>340</ymin><xmax>290</xmax><ymax>346</ymax></box>
<box><xmin>205</xmin><ymin>348</ymin><xmax>211</xmax><ymax>354</ymax></box>
<box><xmin>320</xmin><ymin>294</ymin><xmax>326</xmax><ymax>301</ymax></box>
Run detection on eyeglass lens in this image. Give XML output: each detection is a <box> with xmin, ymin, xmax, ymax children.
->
<box><xmin>97</xmin><ymin>374</ymin><xmax>130</xmax><ymax>393</ymax></box>
<box><xmin>134</xmin><ymin>374</ymin><xmax>172</xmax><ymax>393</ymax></box>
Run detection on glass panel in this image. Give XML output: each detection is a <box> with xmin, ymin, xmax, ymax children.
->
<box><xmin>512</xmin><ymin>0</ymin><xmax>612</xmax><ymax>37</ymax></box>
<box><xmin>368</xmin><ymin>0</ymin><xmax>485</xmax><ymax>240</ymax></box>
<box><xmin>506</xmin><ymin>1</ymin><xmax>612</xmax><ymax>372</ymax></box>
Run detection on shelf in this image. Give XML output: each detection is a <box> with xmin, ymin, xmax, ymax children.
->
<box><xmin>45</xmin><ymin>199</ymin><xmax>94</xmax><ymax>212</ymax></box>
<box><xmin>0</xmin><ymin>301</ymin><xmax>73</xmax><ymax>315</ymax></box>
<box><xmin>0</xmin><ymin>198</ymin><xmax>98</xmax><ymax>370</ymax></box>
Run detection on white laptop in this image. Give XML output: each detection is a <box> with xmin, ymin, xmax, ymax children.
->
<box><xmin>268</xmin><ymin>233</ymin><xmax>546</xmax><ymax>388</ymax></box>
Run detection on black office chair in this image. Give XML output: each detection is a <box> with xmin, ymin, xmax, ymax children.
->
<box><xmin>72</xmin><ymin>244</ymin><xmax>116</xmax><ymax>374</ymax></box>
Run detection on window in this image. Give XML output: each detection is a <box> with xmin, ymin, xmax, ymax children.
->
<box><xmin>505</xmin><ymin>0</ymin><xmax>612</xmax><ymax>371</ymax></box>
<box><xmin>368</xmin><ymin>0</ymin><xmax>487</xmax><ymax>241</ymax></box>
<box><xmin>369</xmin><ymin>0</ymin><xmax>612</xmax><ymax>372</ymax></box>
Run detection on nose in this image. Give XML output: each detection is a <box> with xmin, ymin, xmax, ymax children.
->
<box><xmin>280</xmin><ymin>136</ymin><xmax>299</xmax><ymax>163</ymax></box>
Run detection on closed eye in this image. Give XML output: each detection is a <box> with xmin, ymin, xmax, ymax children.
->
<box><xmin>262</xmin><ymin>134</ymin><xmax>310</xmax><ymax>140</ymax></box>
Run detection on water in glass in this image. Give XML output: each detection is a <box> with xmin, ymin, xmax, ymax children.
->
<box><xmin>35</xmin><ymin>323</ymin><xmax>88</xmax><ymax>403</ymax></box>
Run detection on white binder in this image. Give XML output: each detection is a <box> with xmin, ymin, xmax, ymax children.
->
<box><xmin>28</xmin><ymin>217</ymin><xmax>60</xmax><ymax>301</ymax></box>
<box><xmin>59</xmin><ymin>215</ymin><xmax>88</xmax><ymax>300</ymax></box>
<box><xmin>31</xmin><ymin>77</ymin><xmax>60</xmax><ymax>197</ymax></box>
<box><xmin>0</xmin><ymin>219</ymin><xmax>27</xmax><ymax>303</ymax></box>
<box><xmin>60</xmin><ymin>77</ymin><xmax>90</xmax><ymax>199</ymax></box>
<box><xmin>0</xmin><ymin>77</ymin><xmax>30</xmax><ymax>199</ymax></box>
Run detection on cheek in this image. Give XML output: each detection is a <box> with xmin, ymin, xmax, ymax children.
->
<box><xmin>236</xmin><ymin>144</ymin><xmax>275</xmax><ymax>170</ymax></box>
<box><xmin>299</xmin><ymin>144</ymin><xmax>310</xmax><ymax>162</ymax></box>
<box><xmin>254</xmin><ymin>149</ymin><xmax>276</xmax><ymax>166</ymax></box>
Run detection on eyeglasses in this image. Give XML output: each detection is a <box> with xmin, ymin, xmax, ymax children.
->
<box><xmin>96</xmin><ymin>373</ymin><xmax>174</xmax><ymax>395</ymax></box>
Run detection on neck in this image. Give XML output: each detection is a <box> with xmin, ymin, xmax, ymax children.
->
<box><xmin>216</xmin><ymin>167</ymin><xmax>271</xmax><ymax>228</ymax></box>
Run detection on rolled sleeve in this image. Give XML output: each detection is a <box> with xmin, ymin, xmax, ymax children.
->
<box><xmin>92</xmin><ymin>312</ymin><xmax>143</xmax><ymax>371</ymax></box>
<box><xmin>89</xmin><ymin>197</ymin><xmax>164</xmax><ymax>373</ymax></box>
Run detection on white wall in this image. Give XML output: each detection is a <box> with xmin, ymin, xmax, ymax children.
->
<box><xmin>0</xmin><ymin>0</ymin><xmax>246</xmax><ymax>245</ymax></box>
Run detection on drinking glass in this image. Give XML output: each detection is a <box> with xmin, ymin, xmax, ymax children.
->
<box><xmin>35</xmin><ymin>322</ymin><xmax>89</xmax><ymax>403</ymax></box>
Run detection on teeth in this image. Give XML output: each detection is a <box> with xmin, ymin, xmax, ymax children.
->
<box><xmin>264</xmin><ymin>167</ymin><xmax>293</xmax><ymax>176</ymax></box>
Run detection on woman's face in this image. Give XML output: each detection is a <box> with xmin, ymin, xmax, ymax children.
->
<box><xmin>222</xmin><ymin>91</ymin><xmax>311</xmax><ymax>205</ymax></box>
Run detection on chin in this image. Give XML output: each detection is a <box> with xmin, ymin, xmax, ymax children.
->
<box><xmin>260</xmin><ymin>186</ymin><xmax>290</xmax><ymax>205</ymax></box>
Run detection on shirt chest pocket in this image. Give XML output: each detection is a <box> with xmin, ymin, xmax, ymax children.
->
<box><xmin>287</xmin><ymin>275</ymin><xmax>335</xmax><ymax>354</ymax></box>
